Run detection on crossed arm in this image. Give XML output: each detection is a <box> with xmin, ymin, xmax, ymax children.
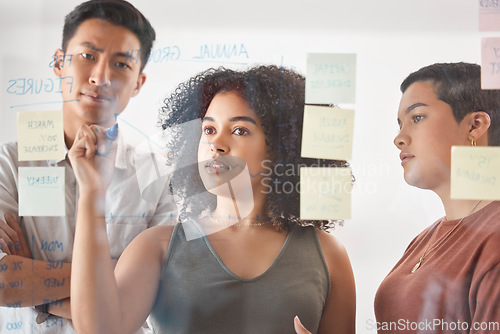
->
<box><xmin>0</xmin><ymin>144</ymin><xmax>72</xmax><ymax>311</ymax></box>
<box><xmin>0</xmin><ymin>214</ymin><xmax>71</xmax><ymax>320</ymax></box>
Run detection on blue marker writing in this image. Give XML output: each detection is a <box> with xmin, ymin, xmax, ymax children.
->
<box><xmin>97</xmin><ymin>123</ymin><xmax>118</xmax><ymax>156</ymax></box>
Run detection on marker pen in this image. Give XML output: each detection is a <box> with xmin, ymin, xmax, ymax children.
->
<box><xmin>97</xmin><ymin>123</ymin><xmax>118</xmax><ymax>156</ymax></box>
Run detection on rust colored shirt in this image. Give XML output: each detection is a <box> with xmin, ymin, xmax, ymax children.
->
<box><xmin>374</xmin><ymin>201</ymin><xmax>500</xmax><ymax>334</ymax></box>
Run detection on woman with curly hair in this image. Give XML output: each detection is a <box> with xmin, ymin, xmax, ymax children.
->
<box><xmin>68</xmin><ymin>65</ymin><xmax>355</xmax><ymax>334</ymax></box>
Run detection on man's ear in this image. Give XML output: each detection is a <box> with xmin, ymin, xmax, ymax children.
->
<box><xmin>468</xmin><ymin>111</ymin><xmax>491</xmax><ymax>145</ymax></box>
<box><xmin>53</xmin><ymin>49</ymin><xmax>65</xmax><ymax>78</ymax></box>
<box><xmin>131</xmin><ymin>73</ymin><xmax>146</xmax><ymax>98</ymax></box>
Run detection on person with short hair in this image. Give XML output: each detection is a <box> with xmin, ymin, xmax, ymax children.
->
<box><xmin>375</xmin><ymin>62</ymin><xmax>500</xmax><ymax>333</ymax></box>
<box><xmin>0</xmin><ymin>1</ymin><xmax>175</xmax><ymax>332</ymax></box>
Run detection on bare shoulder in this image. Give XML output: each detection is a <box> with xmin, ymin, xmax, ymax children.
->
<box><xmin>117</xmin><ymin>224</ymin><xmax>177</xmax><ymax>269</ymax></box>
<box><xmin>138</xmin><ymin>224</ymin><xmax>176</xmax><ymax>243</ymax></box>
<box><xmin>315</xmin><ymin>229</ymin><xmax>349</xmax><ymax>262</ymax></box>
<box><xmin>315</xmin><ymin>229</ymin><xmax>354</xmax><ymax>282</ymax></box>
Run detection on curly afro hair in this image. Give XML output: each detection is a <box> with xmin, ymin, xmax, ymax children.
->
<box><xmin>159</xmin><ymin>65</ymin><xmax>349</xmax><ymax>231</ymax></box>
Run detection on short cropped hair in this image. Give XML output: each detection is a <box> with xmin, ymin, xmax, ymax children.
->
<box><xmin>401</xmin><ymin>62</ymin><xmax>500</xmax><ymax>146</ymax></box>
<box><xmin>159</xmin><ymin>65</ymin><xmax>349</xmax><ymax>231</ymax></box>
<box><xmin>62</xmin><ymin>0</ymin><xmax>155</xmax><ymax>72</ymax></box>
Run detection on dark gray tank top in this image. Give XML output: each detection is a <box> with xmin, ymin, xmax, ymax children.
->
<box><xmin>149</xmin><ymin>221</ymin><xmax>330</xmax><ymax>333</ymax></box>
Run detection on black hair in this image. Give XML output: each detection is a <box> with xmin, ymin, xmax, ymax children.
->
<box><xmin>159</xmin><ymin>65</ymin><xmax>350</xmax><ymax>231</ymax></box>
<box><xmin>401</xmin><ymin>62</ymin><xmax>500</xmax><ymax>146</ymax></box>
<box><xmin>62</xmin><ymin>0</ymin><xmax>155</xmax><ymax>72</ymax></box>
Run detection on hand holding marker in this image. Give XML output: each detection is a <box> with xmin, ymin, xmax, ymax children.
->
<box><xmin>96</xmin><ymin>123</ymin><xmax>118</xmax><ymax>156</ymax></box>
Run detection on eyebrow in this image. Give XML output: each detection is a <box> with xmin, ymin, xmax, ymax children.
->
<box><xmin>202</xmin><ymin>116</ymin><xmax>257</xmax><ymax>125</ymax></box>
<box><xmin>405</xmin><ymin>102</ymin><xmax>428</xmax><ymax>114</ymax></box>
<box><xmin>397</xmin><ymin>102</ymin><xmax>429</xmax><ymax>126</ymax></box>
<box><xmin>81</xmin><ymin>42</ymin><xmax>135</xmax><ymax>61</ymax></box>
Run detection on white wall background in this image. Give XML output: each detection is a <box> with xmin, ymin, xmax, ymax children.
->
<box><xmin>0</xmin><ymin>1</ymin><xmax>492</xmax><ymax>332</ymax></box>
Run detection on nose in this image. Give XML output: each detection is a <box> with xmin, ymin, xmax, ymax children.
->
<box><xmin>210</xmin><ymin>142</ymin><xmax>227</xmax><ymax>154</ymax></box>
<box><xmin>209</xmin><ymin>135</ymin><xmax>228</xmax><ymax>154</ymax></box>
<box><xmin>394</xmin><ymin>129</ymin><xmax>410</xmax><ymax>149</ymax></box>
<box><xmin>89</xmin><ymin>60</ymin><xmax>111</xmax><ymax>87</ymax></box>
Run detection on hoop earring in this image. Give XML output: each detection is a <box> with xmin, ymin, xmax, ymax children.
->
<box><xmin>471</xmin><ymin>138</ymin><xmax>477</xmax><ymax>147</ymax></box>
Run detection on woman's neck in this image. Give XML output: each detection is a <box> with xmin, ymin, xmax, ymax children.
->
<box><xmin>433</xmin><ymin>180</ymin><xmax>491</xmax><ymax>220</ymax></box>
<box><xmin>213</xmin><ymin>193</ymin><xmax>267</xmax><ymax>226</ymax></box>
<box><xmin>439</xmin><ymin>195</ymin><xmax>490</xmax><ymax>221</ymax></box>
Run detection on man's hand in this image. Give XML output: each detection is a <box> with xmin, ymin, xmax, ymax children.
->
<box><xmin>0</xmin><ymin>213</ymin><xmax>32</xmax><ymax>258</ymax></box>
<box><xmin>67</xmin><ymin>124</ymin><xmax>117</xmax><ymax>194</ymax></box>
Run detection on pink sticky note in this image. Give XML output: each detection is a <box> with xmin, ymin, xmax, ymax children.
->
<box><xmin>481</xmin><ymin>37</ymin><xmax>500</xmax><ymax>89</ymax></box>
<box><xmin>479</xmin><ymin>0</ymin><xmax>500</xmax><ymax>31</ymax></box>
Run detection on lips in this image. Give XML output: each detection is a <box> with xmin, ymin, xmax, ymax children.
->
<box><xmin>400</xmin><ymin>152</ymin><xmax>414</xmax><ymax>165</ymax></box>
<box><xmin>205</xmin><ymin>159</ymin><xmax>231</xmax><ymax>174</ymax></box>
<box><xmin>81</xmin><ymin>91</ymin><xmax>110</xmax><ymax>103</ymax></box>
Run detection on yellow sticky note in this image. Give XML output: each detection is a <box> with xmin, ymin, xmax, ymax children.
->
<box><xmin>17</xmin><ymin>110</ymin><xmax>65</xmax><ymax>161</ymax></box>
<box><xmin>479</xmin><ymin>1</ymin><xmax>500</xmax><ymax>31</ymax></box>
<box><xmin>306</xmin><ymin>53</ymin><xmax>357</xmax><ymax>104</ymax></box>
<box><xmin>301</xmin><ymin>105</ymin><xmax>354</xmax><ymax>160</ymax></box>
<box><xmin>300</xmin><ymin>167</ymin><xmax>351</xmax><ymax>220</ymax></box>
<box><xmin>451</xmin><ymin>146</ymin><xmax>500</xmax><ymax>200</ymax></box>
<box><xmin>18</xmin><ymin>167</ymin><xmax>65</xmax><ymax>216</ymax></box>
<box><xmin>481</xmin><ymin>37</ymin><xmax>500</xmax><ymax>90</ymax></box>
